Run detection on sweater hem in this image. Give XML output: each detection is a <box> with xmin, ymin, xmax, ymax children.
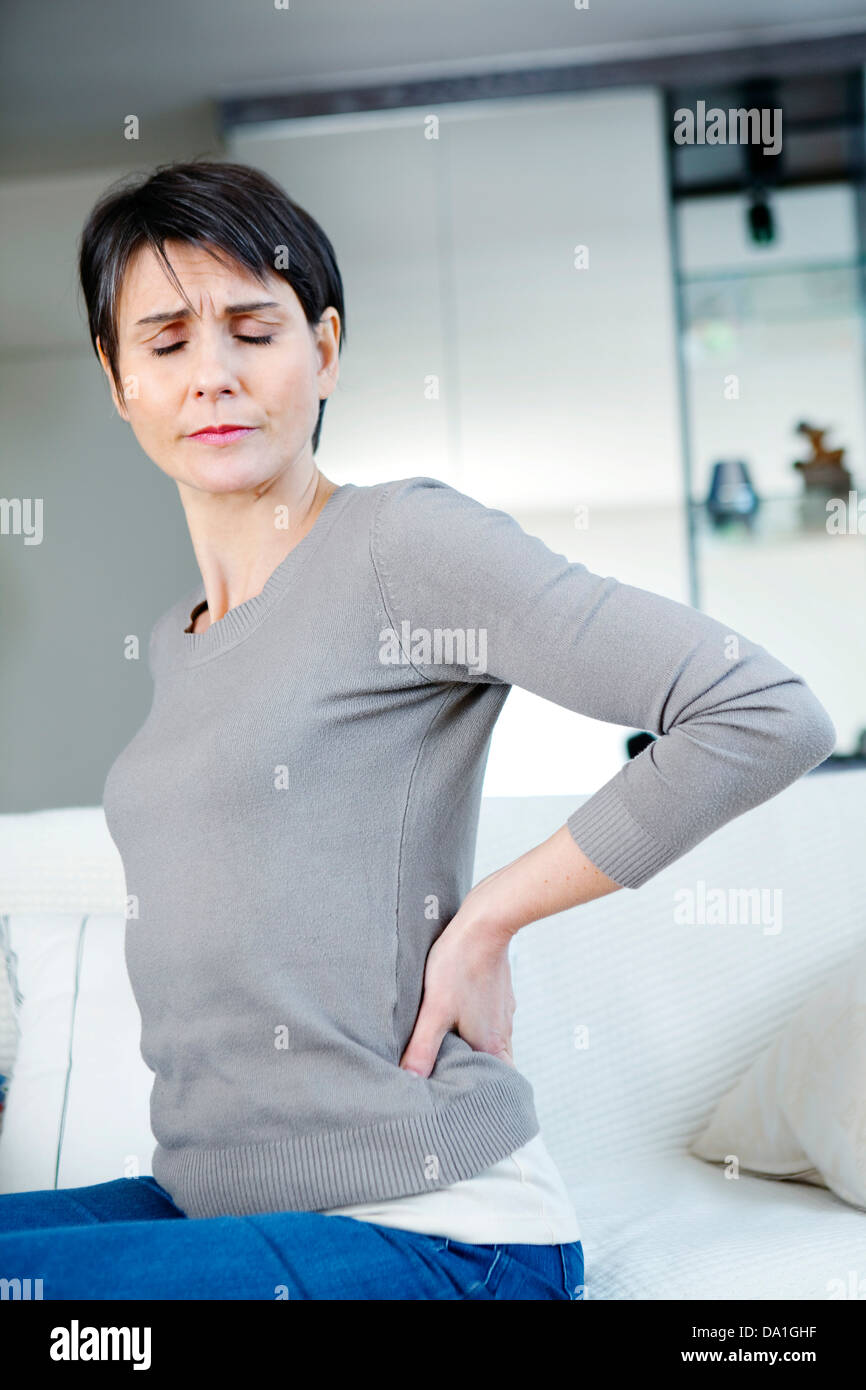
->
<box><xmin>151</xmin><ymin>1074</ymin><xmax>541</xmax><ymax>1219</ymax></box>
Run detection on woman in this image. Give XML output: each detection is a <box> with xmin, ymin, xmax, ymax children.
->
<box><xmin>0</xmin><ymin>159</ymin><xmax>836</xmax><ymax>1300</ymax></box>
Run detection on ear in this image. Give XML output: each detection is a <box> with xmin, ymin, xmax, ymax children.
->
<box><xmin>314</xmin><ymin>309</ymin><xmax>341</xmax><ymax>402</ymax></box>
<box><xmin>96</xmin><ymin>335</ymin><xmax>129</xmax><ymax>420</ymax></box>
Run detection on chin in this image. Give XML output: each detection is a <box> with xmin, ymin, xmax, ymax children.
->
<box><xmin>182</xmin><ymin>456</ymin><xmax>276</xmax><ymax>493</ymax></box>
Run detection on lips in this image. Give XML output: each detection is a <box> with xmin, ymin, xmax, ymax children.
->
<box><xmin>187</xmin><ymin>425</ymin><xmax>258</xmax><ymax>445</ymax></box>
<box><xmin>191</xmin><ymin>424</ymin><xmax>250</xmax><ymax>434</ymax></box>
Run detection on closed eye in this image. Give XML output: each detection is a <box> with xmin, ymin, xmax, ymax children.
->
<box><xmin>151</xmin><ymin>334</ymin><xmax>275</xmax><ymax>358</ymax></box>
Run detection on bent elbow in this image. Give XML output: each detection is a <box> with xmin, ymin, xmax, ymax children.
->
<box><xmin>785</xmin><ymin>684</ymin><xmax>837</xmax><ymax>771</ymax></box>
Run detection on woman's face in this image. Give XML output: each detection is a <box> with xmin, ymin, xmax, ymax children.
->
<box><xmin>98</xmin><ymin>239</ymin><xmax>340</xmax><ymax>495</ymax></box>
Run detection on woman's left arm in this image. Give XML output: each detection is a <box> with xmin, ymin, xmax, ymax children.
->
<box><xmin>373</xmin><ymin>477</ymin><xmax>837</xmax><ymax>1077</ymax></box>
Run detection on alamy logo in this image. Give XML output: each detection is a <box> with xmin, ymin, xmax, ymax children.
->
<box><xmin>0</xmin><ymin>497</ymin><xmax>43</xmax><ymax>545</ymax></box>
<box><xmin>1</xmin><ymin>1276</ymin><xmax>43</xmax><ymax>1299</ymax></box>
<box><xmin>673</xmin><ymin>101</ymin><xmax>782</xmax><ymax>155</ymax></box>
<box><xmin>673</xmin><ymin>880</ymin><xmax>783</xmax><ymax>935</ymax></box>
<box><xmin>379</xmin><ymin>622</ymin><xmax>488</xmax><ymax>674</ymax></box>
<box><xmin>50</xmin><ymin>1319</ymin><xmax>151</xmax><ymax>1370</ymax></box>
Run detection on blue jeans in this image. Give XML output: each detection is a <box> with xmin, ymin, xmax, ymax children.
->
<box><xmin>0</xmin><ymin>1176</ymin><xmax>584</xmax><ymax>1300</ymax></box>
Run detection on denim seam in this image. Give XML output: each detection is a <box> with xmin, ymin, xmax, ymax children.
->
<box><xmin>472</xmin><ymin>1246</ymin><xmax>504</xmax><ymax>1296</ymax></box>
<box><xmin>559</xmin><ymin>1244</ymin><xmax>571</xmax><ymax>1299</ymax></box>
<box><xmin>59</xmin><ymin>1193</ymin><xmax>105</xmax><ymax>1226</ymax></box>
<box><xmin>242</xmin><ymin>1214</ymin><xmax>300</xmax><ymax>1285</ymax></box>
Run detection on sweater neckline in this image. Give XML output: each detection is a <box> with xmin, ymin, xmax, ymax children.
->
<box><xmin>180</xmin><ymin>482</ymin><xmax>358</xmax><ymax>665</ymax></box>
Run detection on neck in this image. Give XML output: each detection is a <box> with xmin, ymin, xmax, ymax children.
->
<box><xmin>178</xmin><ymin>462</ymin><xmax>337</xmax><ymax>625</ymax></box>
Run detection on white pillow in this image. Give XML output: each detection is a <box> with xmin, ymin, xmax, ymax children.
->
<box><xmin>689</xmin><ymin>942</ymin><xmax>866</xmax><ymax>1211</ymax></box>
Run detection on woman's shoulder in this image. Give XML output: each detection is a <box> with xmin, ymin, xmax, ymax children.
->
<box><xmin>371</xmin><ymin>473</ymin><xmax>512</xmax><ymax>535</ymax></box>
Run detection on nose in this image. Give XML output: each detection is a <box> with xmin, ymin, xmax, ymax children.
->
<box><xmin>186</xmin><ymin>323</ymin><xmax>242</xmax><ymax>399</ymax></box>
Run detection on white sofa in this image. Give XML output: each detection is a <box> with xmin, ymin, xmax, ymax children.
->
<box><xmin>1</xmin><ymin>768</ymin><xmax>864</xmax><ymax>1299</ymax></box>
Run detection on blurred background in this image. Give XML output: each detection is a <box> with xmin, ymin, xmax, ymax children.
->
<box><xmin>2</xmin><ymin>0</ymin><xmax>866</xmax><ymax>812</ymax></box>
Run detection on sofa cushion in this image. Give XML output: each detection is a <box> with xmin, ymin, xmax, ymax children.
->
<box><xmin>0</xmin><ymin>806</ymin><xmax>126</xmax><ymax>917</ymax></box>
<box><xmin>0</xmin><ymin>913</ymin><xmax>154</xmax><ymax>1193</ymax></box>
<box><xmin>573</xmin><ymin>1153</ymin><xmax>866</xmax><ymax>1300</ymax></box>
<box><xmin>688</xmin><ymin>941</ymin><xmax>866</xmax><ymax>1211</ymax></box>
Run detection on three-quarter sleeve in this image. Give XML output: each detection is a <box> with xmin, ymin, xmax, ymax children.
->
<box><xmin>371</xmin><ymin>476</ymin><xmax>836</xmax><ymax>889</ymax></box>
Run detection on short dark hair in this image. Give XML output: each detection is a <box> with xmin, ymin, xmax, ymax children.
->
<box><xmin>77</xmin><ymin>158</ymin><xmax>346</xmax><ymax>454</ymax></box>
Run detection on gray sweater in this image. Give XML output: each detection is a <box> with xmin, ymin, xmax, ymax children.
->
<box><xmin>103</xmin><ymin>476</ymin><xmax>836</xmax><ymax>1218</ymax></box>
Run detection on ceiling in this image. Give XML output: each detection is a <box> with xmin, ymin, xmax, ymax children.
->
<box><xmin>4</xmin><ymin>0</ymin><xmax>866</xmax><ymax>177</ymax></box>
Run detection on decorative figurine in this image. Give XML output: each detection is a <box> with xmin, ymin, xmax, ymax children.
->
<box><xmin>793</xmin><ymin>422</ymin><xmax>852</xmax><ymax>492</ymax></box>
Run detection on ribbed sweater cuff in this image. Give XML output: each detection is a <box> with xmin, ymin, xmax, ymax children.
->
<box><xmin>566</xmin><ymin>777</ymin><xmax>684</xmax><ymax>889</ymax></box>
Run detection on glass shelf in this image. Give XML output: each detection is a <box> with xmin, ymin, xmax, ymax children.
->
<box><xmin>676</xmin><ymin>188</ymin><xmax>866</xmax><ymax>755</ymax></box>
<box><xmin>689</xmin><ymin>493</ymin><xmax>866</xmax><ymax>543</ymax></box>
<box><xmin>680</xmin><ymin>263</ymin><xmax>864</xmax><ymax>329</ymax></box>
<box><xmin>678</xmin><ymin>255</ymin><xmax>866</xmax><ymax>286</ymax></box>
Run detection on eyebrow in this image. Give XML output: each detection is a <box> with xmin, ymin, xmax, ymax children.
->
<box><xmin>133</xmin><ymin>300</ymin><xmax>283</xmax><ymax>327</ymax></box>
